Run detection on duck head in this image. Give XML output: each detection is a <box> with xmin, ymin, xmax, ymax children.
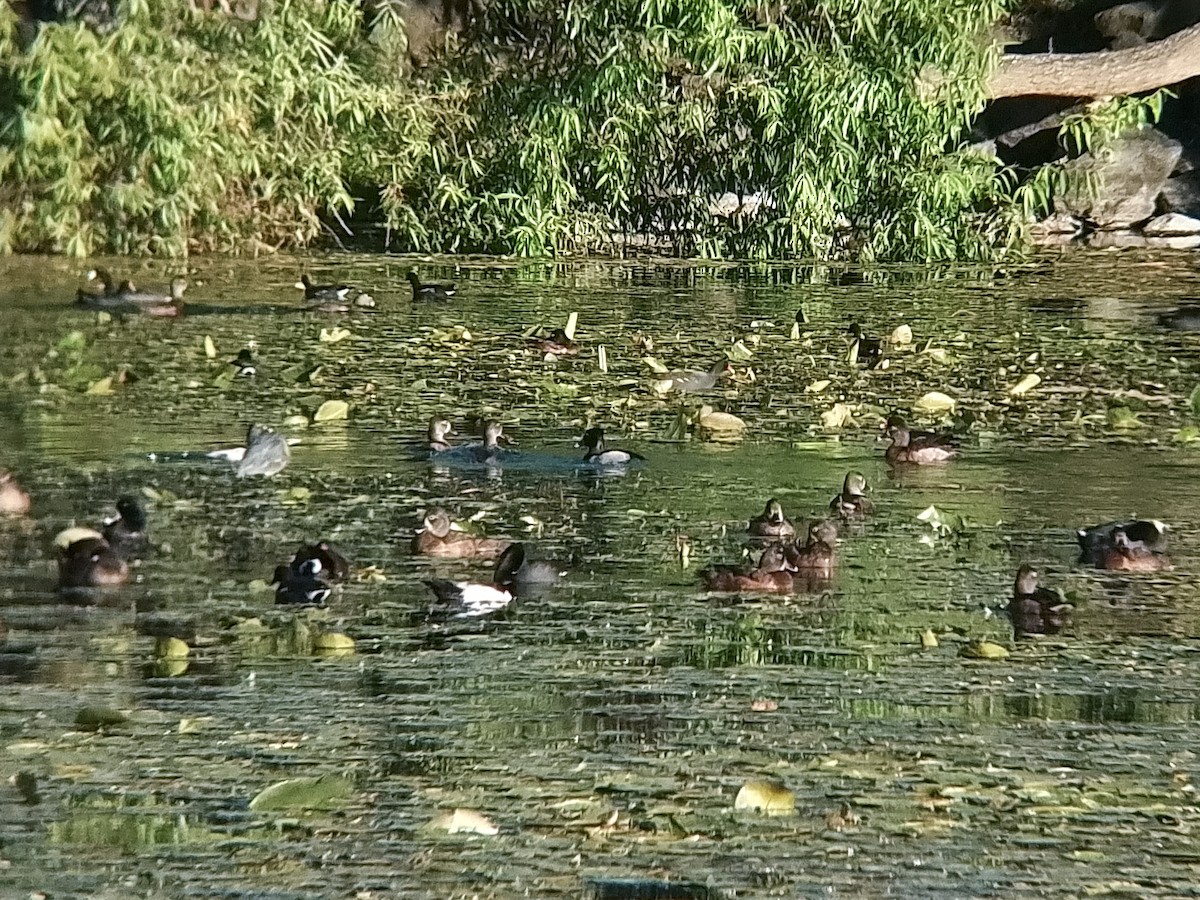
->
<box><xmin>578</xmin><ymin>426</ymin><xmax>605</xmax><ymax>452</ymax></box>
<box><xmin>843</xmin><ymin>472</ymin><xmax>868</xmax><ymax>497</ymax></box>
<box><xmin>115</xmin><ymin>495</ymin><xmax>148</xmax><ymax>531</ymax></box>
<box><xmin>1013</xmin><ymin>564</ymin><xmax>1040</xmax><ymax>595</ymax></box>
<box><xmin>420</xmin><ymin>508</ymin><xmax>454</xmax><ymax>539</ymax></box>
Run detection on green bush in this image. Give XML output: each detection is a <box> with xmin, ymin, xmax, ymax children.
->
<box><xmin>0</xmin><ymin>0</ymin><xmax>434</xmax><ymax>255</ymax></box>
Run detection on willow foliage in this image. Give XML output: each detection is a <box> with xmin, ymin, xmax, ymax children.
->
<box><xmin>0</xmin><ymin>0</ymin><xmax>433</xmax><ymax>255</ymax></box>
<box><xmin>408</xmin><ymin>0</ymin><xmax>1015</xmax><ymax>260</ymax></box>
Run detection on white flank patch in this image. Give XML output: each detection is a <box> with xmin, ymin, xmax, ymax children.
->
<box><xmin>455</xmin><ymin>583</ymin><xmax>513</xmax><ymax>617</ymax></box>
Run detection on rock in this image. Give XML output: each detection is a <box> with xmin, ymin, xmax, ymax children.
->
<box><xmin>1095</xmin><ymin>0</ymin><xmax>1200</xmax><ymax>50</ymax></box>
<box><xmin>1143</xmin><ymin>213</ymin><xmax>1200</xmax><ymax>235</ymax></box>
<box><xmin>1159</xmin><ymin>171</ymin><xmax>1200</xmax><ymax>217</ymax></box>
<box><xmin>1054</xmin><ymin>128</ymin><xmax>1182</xmax><ymax>229</ymax></box>
<box><xmin>1031</xmin><ymin>213</ymin><xmax>1083</xmax><ymax>235</ymax></box>
<box><xmin>1086</xmin><ymin>230</ymin><xmax>1200</xmax><ymax>251</ymax></box>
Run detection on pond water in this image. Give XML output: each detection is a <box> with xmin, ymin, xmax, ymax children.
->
<box><xmin>2</xmin><ymin>252</ymin><xmax>1200</xmax><ymax>898</ymax></box>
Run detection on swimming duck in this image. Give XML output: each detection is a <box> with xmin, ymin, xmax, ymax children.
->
<box><xmin>235</xmin><ymin>424</ymin><xmax>291</xmax><ymax>478</ymax></box>
<box><xmin>76</xmin><ymin>268</ymin><xmax>134</xmax><ymax>301</ymax></box>
<box><xmin>102</xmin><ymin>495</ymin><xmax>149</xmax><ymax>558</ymax></box>
<box><xmin>428</xmin><ymin>417</ymin><xmax>455</xmax><ymax>453</ymax></box>
<box><xmin>410</xmin><ymin>508</ymin><xmax>510</xmax><ymax>559</ymax></box>
<box><xmin>423</xmin><ymin>565</ymin><xmax>513</xmax><ymax>617</ymax></box>
<box><xmin>291</xmin><ymin>541</ymin><xmax>351</xmax><ymax>583</ymax></box>
<box><xmin>297</xmin><ymin>274</ymin><xmax>352</xmax><ymax>303</ymax></box>
<box><xmin>1097</xmin><ymin>527</ymin><xmax>1172</xmax><ymax>572</ymax></box>
<box><xmin>829</xmin><ymin>472</ymin><xmax>873</xmax><ymax>519</ymax></box>
<box><xmin>407</xmin><ymin>270</ymin><xmax>456</xmax><ymax>302</ymax></box>
<box><xmin>0</xmin><ymin>469</ymin><xmax>31</xmax><ymax>516</ymax></box>
<box><xmin>578</xmin><ymin>426</ymin><xmax>644</xmax><ymax>467</ymax></box>
<box><xmin>701</xmin><ymin>545</ymin><xmax>797</xmax><ymax>594</ymax></box>
<box><xmin>473</xmin><ymin>421</ymin><xmax>508</xmax><ymax>462</ymax></box>
<box><xmin>1010</xmin><ymin>565</ymin><xmax>1073</xmax><ymax>637</ymax></box>
<box><xmin>229</xmin><ymin>349</ymin><xmax>257</xmax><ymax>377</ymax></box>
<box><xmin>1157</xmin><ymin>305</ymin><xmax>1200</xmax><ymax>332</ymax></box>
<box><xmin>1077</xmin><ymin>519</ymin><xmax>1168</xmax><ymax>565</ymax></box>
<box><xmin>747</xmin><ymin>498</ymin><xmax>796</xmax><ymax>539</ymax></box>
<box><xmin>77</xmin><ymin>275</ymin><xmax>186</xmax><ymax>317</ymax></box>
<box><xmin>847</xmin><ymin>323</ymin><xmax>883</xmax><ymax>365</ymax></box>
<box><xmin>656</xmin><ymin>359</ymin><xmax>731</xmax><ymax>394</ymax></box>
<box><xmin>885</xmin><ymin>417</ymin><xmax>956</xmax><ymax>465</ymax></box>
<box><xmin>783</xmin><ymin>520</ymin><xmax>839</xmax><ymax>574</ymax></box>
<box><xmin>534</xmin><ymin>328</ymin><xmax>579</xmax><ymax>356</ymax></box>
<box><xmin>272</xmin><ymin>560</ymin><xmax>332</xmax><ymax>607</ymax></box>
<box><xmin>493</xmin><ymin>542</ymin><xmax>567</xmax><ymax>591</ymax></box>
<box><xmin>57</xmin><ymin>535</ymin><xmax>130</xmax><ymax>591</ymax></box>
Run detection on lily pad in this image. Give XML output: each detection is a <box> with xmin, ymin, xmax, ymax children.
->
<box><xmin>913</xmin><ymin>391</ymin><xmax>956</xmax><ymax>414</ymax></box>
<box><xmin>155</xmin><ymin>637</ymin><xmax>190</xmax><ymax>660</ymax></box>
<box><xmin>313</xmin><ymin>400</ymin><xmax>349</xmax><ymax>423</ymax></box>
<box><xmin>960</xmin><ymin>640</ymin><xmax>1010</xmax><ymax>660</ymax></box>
<box><xmin>248</xmin><ymin>775</ymin><xmax>354</xmax><ymax>811</ymax></box>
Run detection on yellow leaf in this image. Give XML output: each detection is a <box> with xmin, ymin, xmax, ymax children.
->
<box><xmin>806</xmin><ymin>379</ymin><xmax>831</xmax><ymax>393</ymax></box>
<box><xmin>890</xmin><ymin>324</ymin><xmax>914</xmax><ymax>346</ymax></box>
<box><xmin>564</xmin><ymin>312</ymin><xmax>578</xmax><ymax>340</ymax></box>
<box><xmin>427</xmin><ymin>808</ymin><xmax>499</xmax><ymax>835</ymax></box>
<box><xmin>735</xmin><ymin>780</ymin><xmax>795</xmax><ymax>816</ymax></box>
<box><xmin>821</xmin><ymin>403</ymin><xmax>855</xmax><ymax>429</ymax></box>
<box><xmin>313</xmin><ymin>400</ymin><xmax>349</xmax><ymax>422</ymax></box>
<box><xmin>204</xmin><ymin>335</ymin><xmax>217</xmax><ymax>359</ymax></box>
<box><xmin>1008</xmin><ymin>373</ymin><xmax>1041</xmax><ymax>396</ymax></box>
<box><xmin>319</xmin><ymin>327</ymin><xmax>352</xmax><ymax>344</ymax></box>
<box><xmin>913</xmin><ymin>391</ymin><xmax>956</xmax><ymax>414</ymax></box>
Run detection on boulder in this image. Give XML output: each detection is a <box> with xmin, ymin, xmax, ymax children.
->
<box><xmin>1143</xmin><ymin>212</ymin><xmax>1200</xmax><ymax>235</ymax></box>
<box><xmin>1054</xmin><ymin>128</ymin><xmax>1183</xmax><ymax>229</ymax></box>
<box><xmin>1159</xmin><ymin>171</ymin><xmax>1200</xmax><ymax>217</ymax></box>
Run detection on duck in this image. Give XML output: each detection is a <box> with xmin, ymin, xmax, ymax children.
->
<box><xmin>234</xmin><ymin>424</ymin><xmax>291</xmax><ymax>478</ymax></box>
<box><xmin>290</xmin><ymin>541</ymin><xmax>351</xmax><ymax>583</ymax></box>
<box><xmin>76</xmin><ymin>268</ymin><xmax>135</xmax><ymax>301</ymax></box>
<box><xmin>229</xmin><ymin>348</ymin><xmax>257</xmax><ymax>377</ymax></box>
<box><xmin>1077</xmin><ymin>519</ymin><xmax>1168</xmax><ymax>566</ymax></box>
<box><xmin>423</xmin><ymin>561</ymin><xmax>513</xmax><ymax>617</ymax></box>
<box><xmin>102</xmin><ymin>495</ymin><xmax>149</xmax><ymax>558</ymax></box>
<box><xmin>407</xmin><ymin>270</ymin><xmax>456</xmax><ymax>302</ymax></box>
<box><xmin>1157</xmin><ymin>305</ymin><xmax>1200</xmax><ymax>332</ymax></box>
<box><xmin>493</xmin><ymin>542</ymin><xmax>567</xmax><ymax>592</ymax></box>
<box><xmin>847</xmin><ymin>323</ymin><xmax>883</xmax><ymax>365</ymax></box>
<box><xmin>747</xmin><ymin>499</ymin><xmax>796</xmax><ymax>539</ymax></box>
<box><xmin>473</xmin><ymin>421</ymin><xmax>508</xmax><ymax>462</ymax></box>
<box><xmin>701</xmin><ymin>545</ymin><xmax>797</xmax><ymax>594</ymax></box>
<box><xmin>410</xmin><ymin>508</ymin><xmax>510</xmax><ymax>559</ymax></box>
<box><xmin>884</xmin><ymin>416</ymin><xmax>956</xmax><ymax>465</ymax></box>
<box><xmin>578</xmin><ymin>426</ymin><xmax>644</xmax><ymax>467</ymax></box>
<box><xmin>829</xmin><ymin>472</ymin><xmax>873</xmax><ymax>519</ymax></box>
<box><xmin>427</xmin><ymin>416</ymin><xmax>455</xmax><ymax>452</ymax></box>
<box><xmin>533</xmin><ymin>328</ymin><xmax>579</xmax><ymax>356</ymax></box>
<box><xmin>1097</xmin><ymin>527</ymin><xmax>1172</xmax><ymax>572</ymax></box>
<box><xmin>272</xmin><ymin>560</ymin><xmax>332</xmax><ymax>607</ymax></box>
<box><xmin>297</xmin><ymin>274</ymin><xmax>352</xmax><ymax>304</ymax></box>
<box><xmin>1010</xmin><ymin>565</ymin><xmax>1073</xmax><ymax>637</ymax></box>
<box><xmin>78</xmin><ymin>275</ymin><xmax>186</xmax><ymax>317</ymax></box>
<box><xmin>56</xmin><ymin>534</ymin><xmax>130</xmax><ymax>591</ymax></box>
<box><xmin>0</xmin><ymin>469</ymin><xmax>31</xmax><ymax>516</ymax></box>
<box><xmin>655</xmin><ymin>359</ymin><xmax>731</xmax><ymax>394</ymax></box>
<box><xmin>783</xmin><ymin>520</ymin><xmax>839</xmax><ymax>575</ymax></box>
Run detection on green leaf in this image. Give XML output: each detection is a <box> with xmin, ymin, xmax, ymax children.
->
<box><xmin>248</xmin><ymin>776</ymin><xmax>354</xmax><ymax>811</ymax></box>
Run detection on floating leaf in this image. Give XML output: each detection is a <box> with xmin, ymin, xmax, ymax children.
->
<box><xmin>1008</xmin><ymin>373</ymin><xmax>1041</xmax><ymax>396</ymax></box>
<box><xmin>86</xmin><ymin>376</ymin><xmax>114</xmax><ymax>395</ymax></box>
<box><xmin>960</xmin><ymin>640</ymin><xmax>1010</xmax><ymax>660</ymax></box>
<box><xmin>155</xmin><ymin>638</ymin><xmax>189</xmax><ymax>660</ymax></box>
<box><xmin>806</xmin><ymin>379</ymin><xmax>831</xmax><ymax>393</ymax></box>
<box><xmin>598</xmin><ymin>344</ymin><xmax>608</xmax><ymax>373</ymax></box>
<box><xmin>890</xmin><ymin>324</ymin><xmax>913</xmax><ymax>346</ymax></box>
<box><xmin>789</xmin><ymin>322</ymin><xmax>801</xmax><ymax>340</ymax></box>
<box><xmin>319</xmin><ymin>327</ymin><xmax>352</xmax><ymax>344</ymax></box>
<box><xmin>427</xmin><ymin>808</ymin><xmax>499</xmax><ymax>835</ymax></box>
<box><xmin>313</xmin><ymin>632</ymin><xmax>355</xmax><ymax>658</ymax></box>
<box><xmin>914</xmin><ymin>391</ymin><xmax>956</xmax><ymax>414</ymax></box>
<box><xmin>921</xmin><ymin>629</ymin><xmax>939</xmax><ymax>649</ymax></box>
<box><xmin>696</xmin><ymin>408</ymin><xmax>746</xmax><ymax>442</ymax></box>
<box><xmin>642</xmin><ymin>356</ymin><xmax>669</xmax><ymax>374</ymax></box>
<box><xmin>248</xmin><ymin>776</ymin><xmax>354</xmax><ymax>811</ymax></box>
<box><xmin>923</xmin><ymin>347</ymin><xmax>951</xmax><ymax>364</ymax></box>
<box><xmin>1107</xmin><ymin>406</ymin><xmax>1142</xmax><ymax>429</ymax></box>
<box><xmin>1174</xmin><ymin>425</ymin><xmax>1200</xmax><ymax>443</ymax></box>
<box><xmin>734</xmin><ymin>780</ymin><xmax>794</xmax><ymax>816</ymax></box>
<box><xmin>727</xmin><ymin>340</ymin><xmax>754</xmax><ymax>362</ymax></box>
<box><xmin>564</xmin><ymin>311</ymin><xmax>578</xmax><ymax>340</ymax></box>
<box><xmin>204</xmin><ymin>335</ymin><xmax>217</xmax><ymax>359</ymax></box>
<box><xmin>1190</xmin><ymin>385</ymin><xmax>1200</xmax><ymax>418</ymax></box>
<box><xmin>846</xmin><ymin>341</ymin><xmax>859</xmax><ymax>366</ymax></box>
<box><xmin>313</xmin><ymin>400</ymin><xmax>349</xmax><ymax>422</ymax></box>
<box><xmin>820</xmin><ymin>403</ymin><xmax>855</xmax><ymax>430</ymax></box>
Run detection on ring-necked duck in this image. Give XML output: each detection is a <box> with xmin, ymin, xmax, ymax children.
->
<box><xmin>1010</xmin><ymin>564</ymin><xmax>1073</xmax><ymax>637</ymax></box>
<box><xmin>272</xmin><ymin>560</ymin><xmax>332</xmax><ymax>607</ymax></box>
<box><xmin>102</xmin><ymin>496</ymin><xmax>149</xmax><ymax>558</ymax></box>
<box><xmin>578</xmin><ymin>426</ymin><xmax>644</xmax><ymax>467</ymax></box>
<box><xmin>291</xmin><ymin>541</ymin><xmax>351</xmax><ymax>583</ymax></box>
<box><xmin>1157</xmin><ymin>305</ymin><xmax>1200</xmax><ymax>332</ymax></box>
<box><xmin>847</xmin><ymin>323</ymin><xmax>883</xmax><ymax>366</ymax></box>
<box><xmin>411</xmin><ymin>508</ymin><xmax>510</xmax><ymax>559</ymax></box>
<box><xmin>1077</xmin><ymin>519</ymin><xmax>1168</xmax><ymax>566</ymax></box>
<box><xmin>701</xmin><ymin>545</ymin><xmax>797</xmax><ymax>594</ymax></box>
<box><xmin>829</xmin><ymin>472</ymin><xmax>872</xmax><ymax>518</ymax></box>
<box><xmin>885</xmin><ymin>417</ymin><xmax>956</xmax><ymax>465</ymax></box>
<box><xmin>784</xmin><ymin>520</ymin><xmax>839</xmax><ymax>574</ymax></box>
<box><xmin>494</xmin><ymin>542</ymin><xmax>567</xmax><ymax>591</ymax></box>
<box><xmin>57</xmin><ymin>534</ymin><xmax>130</xmax><ymax>591</ymax></box>
<box><xmin>407</xmin><ymin>270</ymin><xmax>456</xmax><ymax>302</ymax></box>
<box><xmin>230</xmin><ymin>349</ymin><xmax>257</xmax><ymax>377</ymax></box>
<box><xmin>428</xmin><ymin>417</ymin><xmax>455</xmax><ymax>453</ymax></box>
<box><xmin>423</xmin><ymin>549</ymin><xmax>516</xmax><ymax>617</ymax></box>
<box><xmin>235</xmin><ymin>424</ymin><xmax>291</xmax><ymax>478</ymax></box>
<box><xmin>747</xmin><ymin>499</ymin><xmax>796</xmax><ymax>539</ymax></box>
